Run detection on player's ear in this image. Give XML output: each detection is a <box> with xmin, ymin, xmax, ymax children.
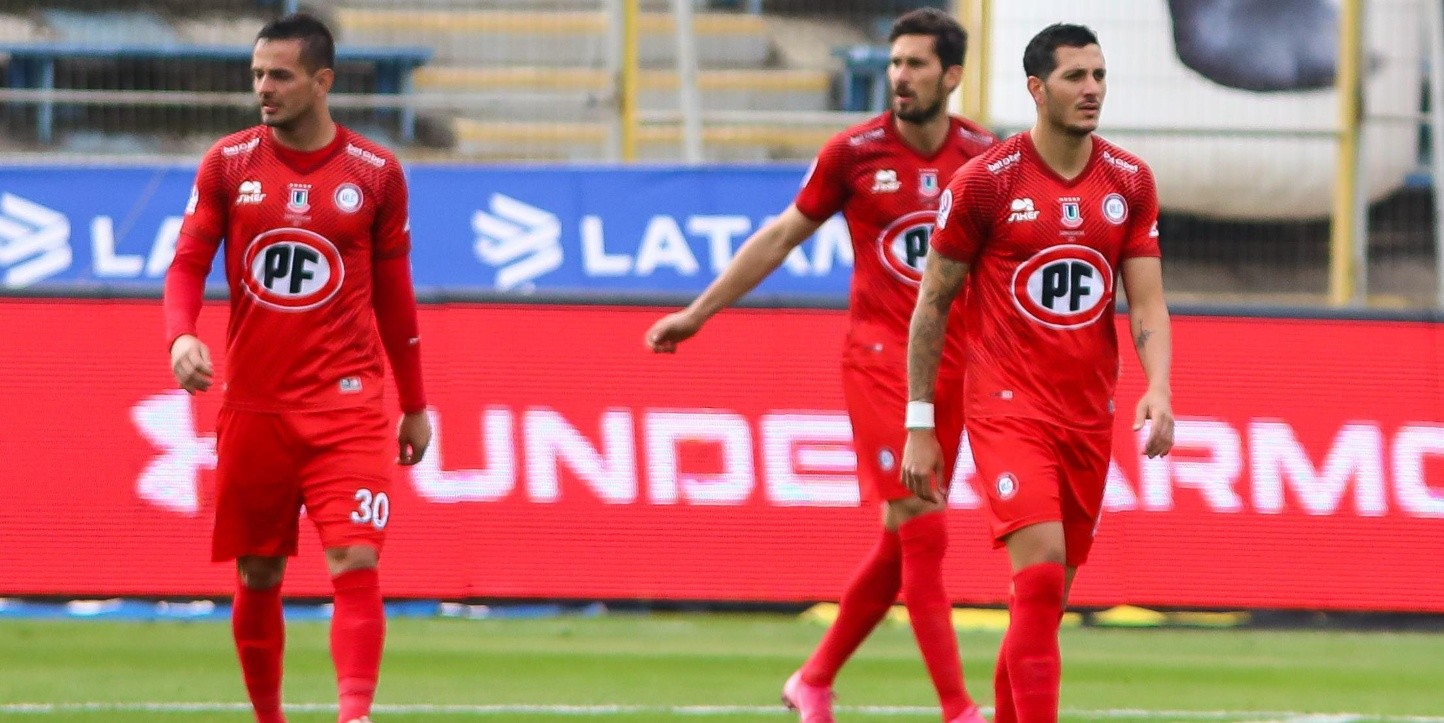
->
<box><xmin>943</xmin><ymin>64</ymin><xmax>963</xmax><ymax>93</ymax></box>
<box><xmin>313</xmin><ymin>67</ymin><xmax>335</xmax><ymax>94</ymax></box>
<box><xmin>1026</xmin><ymin>75</ymin><xmax>1045</xmax><ymax>105</ymax></box>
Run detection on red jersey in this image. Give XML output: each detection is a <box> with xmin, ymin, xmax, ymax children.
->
<box><xmin>931</xmin><ymin>132</ymin><xmax>1161</xmax><ymax>429</ymax></box>
<box><xmin>176</xmin><ymin>125</ymin><xmax>411</xmax><ymax>413</ymax></box>
<box><xmin>794</xmin><ymin>113</ymin><xmax>995</xmax><ymax>373</ymax></box>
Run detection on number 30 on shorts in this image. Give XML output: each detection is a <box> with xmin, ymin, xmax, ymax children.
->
<box><xmin>350</xmin><ymin>489</ymin><xmax>390</xmax><ymax>530</ymax></box>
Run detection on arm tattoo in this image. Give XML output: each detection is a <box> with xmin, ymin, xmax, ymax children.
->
<box><xmin>1134</xmin><ymin>327</ymin><xmax>1155</xmax><ymax>350</ymax></box>
<box><xmin>908</xmin><ymin>256</ymin><xmax>968</xmax><ymax>402</ymax></box>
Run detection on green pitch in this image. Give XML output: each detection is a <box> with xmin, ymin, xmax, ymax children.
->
<box><xmin>0</xmin><ymin>614</ymin><xmax>1438</xmax><ymax>722</ymax></box>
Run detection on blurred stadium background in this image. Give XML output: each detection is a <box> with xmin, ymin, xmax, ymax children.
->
<box><xmin>0</xmin><ymin>0</ymin><xmax>1441</xmax><ymax>721</ymax></box>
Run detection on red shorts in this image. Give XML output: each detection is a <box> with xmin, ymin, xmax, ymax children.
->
<box><xmin>213</xmin><ymin>405</ymin><xmax>394</xmax><ymax>562</ymax></box>
<box><xmin>966</xmin><ymin>415</ymin><xmax>1112</xmax><ymax>567</ymax></box>
<box><xmin>842</xmin><ymin>362</ymin><xmax>965</xmax><ymax>503</ymax></box>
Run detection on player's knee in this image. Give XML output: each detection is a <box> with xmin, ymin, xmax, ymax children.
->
<box><xmin>883</xmin><ymin>496</ymin><xmax>947</xmax><ymax>529</ymax></box>
<box><xmin>236</xmin><ymin>556</ymin><xmax>286</xmax><ymax>589</ymax></box>
<box><xmin>1003</xmin><ymin>524</ymin><xmax>1067</xmax><ymax>569</ymax></box>
<box><xmin>325</xmin><ymin>544</ymin><xmax>379</xmax><ymax>575</ymax></box>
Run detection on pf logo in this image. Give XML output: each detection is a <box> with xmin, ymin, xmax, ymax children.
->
<box><xmin>1011</xmin><ymin>244</ymin><xmax>1113</xmax><ymax>329</ymax></box>
<box><xmin>876</xmin><ymin>209</ymin><xmax>938</xmax><ymax>285</ymax></box>
<box><xmin>242</xmin><ymin>227</ymin><xmax>344</xmax><ymax>311</ymax></box>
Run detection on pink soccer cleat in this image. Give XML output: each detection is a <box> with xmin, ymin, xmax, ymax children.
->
<box><xmin>781</xmin><ymin>670</ymin><xmax>836</xmax><ymax>723</ymax></box>
<box><xmin>946</xmin><ymin>704</ymin><xmax>989</xmax><ymax>723</ymax></box>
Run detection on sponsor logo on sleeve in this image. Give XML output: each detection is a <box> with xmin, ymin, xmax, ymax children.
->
<box><xmin>986</xmin><ymin>151</ymin><xmax>1021</xmax><ymax>174</ymax></box>
<box><xmin>345</xmin><ymin>143</ymin><xmax>387</xmax><ymax>168</ymax></box>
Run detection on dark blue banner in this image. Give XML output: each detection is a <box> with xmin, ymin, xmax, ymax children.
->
<box><xmin>0</xmin><ymin>165</ymin><xmax>853</xmax><ymax>298</ymax></box>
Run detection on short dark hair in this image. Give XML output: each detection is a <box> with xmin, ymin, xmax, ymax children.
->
<box><xmin>257</xmin><ymin>13</ymin><xmax>335</xmax><ymax>73</ymax></box>
<box><xmin>1022</xmin><ymin>23</ymin><xmax>1099</xmax><ymax>80</ymax></box>
<box><xmin>889</xmin><ymin>8</ymin><xmax>968</xmax><ymax>70</ymax></box>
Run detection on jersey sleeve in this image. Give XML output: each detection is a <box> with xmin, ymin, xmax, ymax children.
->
<box><xmin>177</xmin><ymin>146</ymin><xmax>227</xmax><ymax>246</ymax></box>
<box><xmin>164</xmin><ymin>147</ymin><xmax>227</xmax><ymax>345</ymax></box>
<box><xmin>373</xmin><ymin>159</ymin><xmax>412</xmax><ymax>260</ymax></box>
<box><xmin>929</xmin><ymin>160</ymin><xmax>998</xmax><ymax>265</ymax></box>
<box><xmin>1124</xmin><ymin>163</ymin><xmax>1162</xmax><ymax>259</ymax></box>
<box><xmin>793</xmin><ymin>136</ymin><xmax>850</xmax><ymax>222</ymax></box>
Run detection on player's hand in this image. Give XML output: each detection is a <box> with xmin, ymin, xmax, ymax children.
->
<box><xmin>901</xmin><ymin>429</ymin><xmax>946</xmax><ymax>503</ymax></box>
<box><xmin>396</xmin><ymin>411</ymin><xmax>432</xmax><ymax>466</ymax></box>
<box><xmin>645</xmin><ymin>310</ymin><xmax>704</xmax><ymax>353</ymax></box>
<box><xmin>169</xmin><ymin>334</ymin><xmax>214</xmax><ymax>394</ymax></box>
<box><xmin>1133</xmin><ymin>386</ymin><xmax>1175</xmax><ymax>458</ymax></box>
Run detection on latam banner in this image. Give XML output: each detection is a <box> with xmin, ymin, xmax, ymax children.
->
<box><xmin>0</xmin><ymin>165</ymin><xmax>850</xmax><ymax>296</ymax></box>
<box><xmin>1</xmin><ymin>300</ymin><xmax>1442</xmax><ymax>612</ymax></box>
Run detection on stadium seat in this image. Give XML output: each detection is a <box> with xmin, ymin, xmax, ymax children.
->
<box><xmin>42</xmin><ymin>9</ymin><xmax>180</xmax><ymax>46</ymax></box>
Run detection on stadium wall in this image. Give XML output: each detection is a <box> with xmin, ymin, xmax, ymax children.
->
<box><xmin>1</xmin><ymin>299</ymin><xmax>1441</xmax><ymax>613</ymax></box>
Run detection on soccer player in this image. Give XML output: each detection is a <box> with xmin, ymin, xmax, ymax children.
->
<box><xmin>645</xmin><ymin>8</ymin><xmax>992</xmax><ymax>723</ymax></box>
<box><xmin>904</xmin><ymin>23</ymin><xmax>1175</xmax><ymax>722</ymax></box>
<box><xmin>163</xmin><ymin>14</ymin><xmax>430</xmax><ymax>723</ymax></box>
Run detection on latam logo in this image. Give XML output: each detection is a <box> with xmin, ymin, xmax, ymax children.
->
<box><xmin>472</xmin><ymin>194</ymin><xmax>853</xmax><ymax>291</ymax></box>
<box><xmin>0</xmin><ymin>193</ymin><xmax>71</xmax><ymax>287</ymax></box>
<box><xmin>131</xmin><ymin>392</ymin><xmax>1444</xmax><ymax>520</ymax></box>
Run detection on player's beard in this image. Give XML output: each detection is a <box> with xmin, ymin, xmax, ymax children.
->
<box><xmin>1048</xmin><ymin>99</ymin><xmax>1096</xmax><ymax>138</ymax></box>
<box><xmin>894</xmin><ymin>84</ymin><xmax>947</xmax><ymax>124</ymax></box>
<box><xmin>261</xmin><ymin>103</ymin><xmax>306</xmax><ymax>131</ymax></box>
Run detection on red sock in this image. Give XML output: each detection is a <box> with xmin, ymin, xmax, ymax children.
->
<box><xmin>232</xmin><ymin>583</ymin><xmax>286</xmax><ymax>723</ymax></box>
<box><xmin>899</xmin><ymin>513</ymin><xmax>973</xmax><ymax>719</ymax></box>
<box><xmin>991</xmin><ymin>597</ymin><xmax>1017</xmax><ymax>723</ymax></box>
<box><xmin>331</xmin><ymin>568</ymin><xmax>386</xmax><ymax>723</ymax></box>
<box><xmin>1005</xmin><ymin>562</ymin><xmax>1065</xmax><ymax>722</ymax></box>
<box><xmin>800</xmin><ymin>530</ymin><xmax>902</xmax><ymax>686</ymax></box>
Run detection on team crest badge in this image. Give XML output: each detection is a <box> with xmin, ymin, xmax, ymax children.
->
<box><xmin>1060</xmin><ymin>199</ymin><xmax>1083</xmax><ymax>229</ymax></box>
<box><xmin>286</xmin><ymin>184</ymin><xmax>311</xmax><ymax>214</ymax></box>
<box><xmin>919</xmin><ymin>169</ymin><xmax>940</xmax><ymax>197</ymax></box>
<box><xmin>995</xmin><ymin>472</ymin><xmax>1019</xmax><ymax>500</ymax></box>
<box><xmin>878</xmin><ymin>448</ymin><xmax>897</xmax><ymax>472</ymax></box>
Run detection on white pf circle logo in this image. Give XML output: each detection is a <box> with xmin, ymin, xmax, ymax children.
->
<box><xmin>995</xmin><ymin>473</ymin><xmax>1019</xmax><ymax>500</ymax></box>
<box><xmin>242</xmin><ymin>228</ymin><xmax>344</xmax><ymax>311</ymax></box>
<box><xmin>334</xmin><ymin>183</ymin><xmax>363</xmax><ymax>213</ymax></box>
<box><xmin>1011</xmin><ymin>244</ymin><xmax>1114</xmax><ymax>329</ymax></box>
<box><xmin>877</xmin><ymin>209</ymin><xmax>938</xmax><ymax>286</ymax></box>
<box><xmin>1102</xmin><ymin>193</ymin><xmax>1128</xmax><ymax>225</ymax></box>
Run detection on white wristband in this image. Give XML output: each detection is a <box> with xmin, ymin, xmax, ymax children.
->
<box><xmin>904</xmin><ymin>401</ymin><xmax>936</xmax><ymax>430</ymax></box>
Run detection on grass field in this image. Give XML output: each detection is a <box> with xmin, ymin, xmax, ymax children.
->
<box><xmin>0</xmin><ymin>614</ymin><xmax>1439</xmax><ymax>722</ymax></box>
